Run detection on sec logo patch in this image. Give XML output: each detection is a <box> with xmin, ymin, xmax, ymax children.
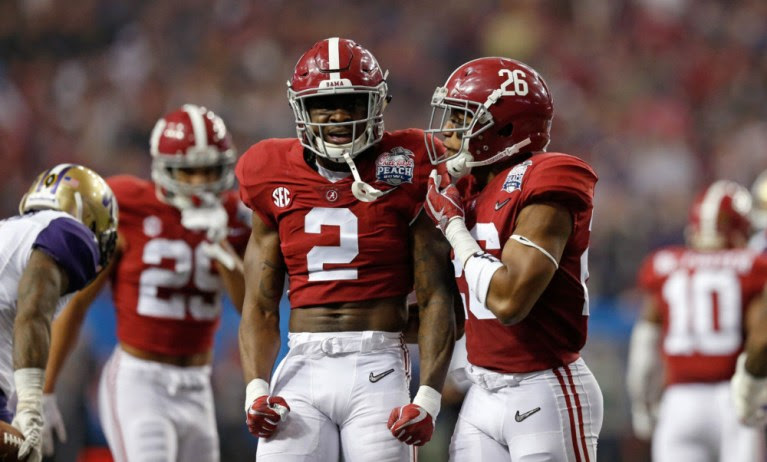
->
<box><xmin>272</xmin><ymin>187</ymin><xmax>291</xmax><ymax>208</ymax></box>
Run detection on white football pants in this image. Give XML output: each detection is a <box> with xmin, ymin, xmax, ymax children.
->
<box><xmin>653</xmin><ymin>382</ymin><xmax>764</xmax><ymax>462</ymax></box>
<box><xmin>256</xmin><ymin>331</ymin><xmax>416</xmax><ymax>462</ymax></box>
<box><xmin>98</xmin><ymin>347</ymin><xmax>219</xmax><ymax>462</ymax></box>
<box><xmin>450</xmin><ymin>358</ymin><xmax>603</xmax><ymax>462</ymax></box>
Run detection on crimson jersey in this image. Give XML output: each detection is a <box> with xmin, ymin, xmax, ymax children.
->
<box><xmin>107</xmin><ymin>176</ymin><xmax>250</xmax><ymax>356</ymax></box>
<box><xmin>236</xmin><ymin>130</ymin><xmax>437</xmax><ymax>308</ymax></box>
<box><xmin>459</xmin><ymin>153</ymin><xmax>597</xmax><ymax>373</ymax></box>
<box><xmin>638</xmin><ymin>246</ymin><xmax>767</xmax><ymax>385</ymax></box>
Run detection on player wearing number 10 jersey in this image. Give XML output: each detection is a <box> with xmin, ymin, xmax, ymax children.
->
<box><xmin>628</xmin><ymin>180</ymin><xmax>767</xmax><ymax>462</ymax></box>
<box><xmin>44</xmin><ymin>105</ymin><xmax>249</xmax><ymax>462</ymax></box>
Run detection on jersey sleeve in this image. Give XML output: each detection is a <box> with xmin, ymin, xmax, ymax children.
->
<box><xmin>235</xmin><ymin>142</ymin><xmax>277</xmax><ymax>229</ymax></box>
<box><xmin>224</xmin><ymin>192</ymin><xmax>252</xmax><ymax>255</ymax></box>
<box><xmin>522</xmin><ymin>155</ymin><xmax>597</xmax><ymax>212</ymax></box>
<box><xmin>32</xmin><ymin>217</ymin><xmax>100</xmax><ymax>293</ymax></box>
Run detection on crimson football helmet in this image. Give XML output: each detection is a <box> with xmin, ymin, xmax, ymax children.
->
<box><xmin>150</xmin><ymin>104</ymin><xmax>236</xmax><ymax>207</ymax></box>
<box><xmin>287</xmin><ymin>37</ymin><xmax>388</xmax><ymax>163</ymax></box>
<box><xmin>687</xmin><ymin>180</ymin><xmax>752</xmax><ymax>250</ymax></box>
<box><xmin>424</xmin><ymin>57</ymin><xmax>553</xmax><ymax>178</ymax></box>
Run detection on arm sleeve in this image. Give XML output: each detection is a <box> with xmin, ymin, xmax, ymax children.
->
<box><xmin>32</xmin><ymin>217</ymin><xmax>100</xmax><ymax>293</ymax></box>
<box><xmin>521</xmin><ymin>156</ymin><xmax>597</xmax><ymax>212</ymax></box>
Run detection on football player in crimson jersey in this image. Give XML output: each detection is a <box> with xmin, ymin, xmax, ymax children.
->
<box><xmin>0</xmin><ymin>164</ymin><xmax>117</xmax><ymax>462</ymax></box>
<box><xmin>236</xmin><ymin>37</ymin><xmax>456</xmax><ymax>461</ymax></box>
<box><xmin>629</xmin><ymin>181</ymin><xmax>767</xmax><ymax>461</ymax></box>
<box><xmin>42</xmin><ymin>105</ymin><xmax>249</xmax><ymax>462</ymax></box>
<box><xmin>423</xmin><ymin>57</ymin><xmax>602</xmax><ymax>461</ymax></box>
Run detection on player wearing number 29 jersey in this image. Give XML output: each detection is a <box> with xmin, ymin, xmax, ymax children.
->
<box><xmin>44</xmin><ymin>105</ymin><xmax>248</xmax><ymax>462</ymax></box>
<box><xmin>628</xmin><ymin>180</ymin><xmax>766</xmax><ymax>462</ymax></box>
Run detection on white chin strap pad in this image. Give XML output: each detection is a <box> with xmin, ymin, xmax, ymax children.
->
<box><xmin>342</xmin><ymin>152</ymin><xmax>384</xmax><ymax>202</ymax></box>
<box><xmin>446</xmin><ymin>152</ymin><xmax>473</xmax><ymax>179</ymax></box>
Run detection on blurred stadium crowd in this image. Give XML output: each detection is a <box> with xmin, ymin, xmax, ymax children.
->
<box><xmin>2</xmin><ymin>0</ymin><xmax>767</xmax><ymax>460</ymax></box>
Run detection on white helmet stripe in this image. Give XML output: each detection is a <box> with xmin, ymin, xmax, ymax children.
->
<box><xmin>699</xmin><ymin>181</ymin><xmax>728</xmax><ymax>239</ymax></box>
<box><xmin>328</xmin><ymin>37</ymin><xmax>341</xmax><ymax>80</ymax></box>
<box><xmin>183</xmin><ymin>104</ymin><xmax>208</xmax><ymax>150</ymax></box>
<box><xmin>149</xmin><ymin>119</ymin><xmax>166</xmax><ymax>156</ymax></box>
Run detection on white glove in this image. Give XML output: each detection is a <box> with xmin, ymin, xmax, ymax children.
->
<box><xmin>630</xmin><ymin>401</ymin><xmax>656</xmax><ymax>440</ymax></box>
<box><xmin>41</xmin><ymin>393</ymin><xmax>66</xmax><ymax>456</ymax></box>
<box><xmin>12</xmin><ymin>369</ymin><xmax>44</xmax><ymax>462</ymax></box>
<box><xmin>180</xmin><ymin>203</ymin><xmax>229</xmax><ymax>243</ymax></box>
<box><xmin>732</xmin><ymin>353</ymin><xmax>767</xmax><ymax>426</ymax></box>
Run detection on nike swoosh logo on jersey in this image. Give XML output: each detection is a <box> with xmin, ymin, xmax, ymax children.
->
<box><xmin>369</xmin><ymin>368</ymin><xmax>395</xmax><ymax>383</ymax></box>
<box><xmin>515</xmin><ymin>407</ymin><xmax>541</xmax><ymax>422</ymax></box>
<box><xmin>495</xmin><ymin>198</ymin><xmax>511</xmax><ymax>211</ymax></box>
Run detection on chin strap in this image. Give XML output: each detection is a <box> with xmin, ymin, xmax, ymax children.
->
<box><xmin>445</xmin><ymin>138</ymin><xmax>533</xmax><ymax>179</ymax></box>
<box><xmin>342</xmin><ymin>152</ymin><xmax>386</xmax><ymax>202</ymax></box>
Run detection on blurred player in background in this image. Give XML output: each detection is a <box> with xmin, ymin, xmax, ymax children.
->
<box><xmin>423</xmin><ymin>57</ymin><xmax>602</xmax><ymax>461</ymax></box>
<box><xmin>0</xmin><ymin>164</ymin><xmax>117</xmax><ymax>462</ymax></box>
<box><xmin>628</xmin><ymin>180</ymin><xmax>766</xmax><ymax>461</ymax></box>
<box><xmin>236</xmin><ymin>37</ymin><xmax>456</xmax><ymax>461</ymax></box>
<box><xmin>748</xmin><ymin>169</ymin><xmax>767</xmax><ymax>252</ymax></box>
<box><xmin>44</xmin><ymin>105</ymin><xmax>249</xmax><ymax>462</ymax></box>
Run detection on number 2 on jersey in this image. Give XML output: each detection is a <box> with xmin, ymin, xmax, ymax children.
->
<box><xmin>305</xmin><ymin>207</ymin><xmax>359</xmax><ymax>281</ymax></box>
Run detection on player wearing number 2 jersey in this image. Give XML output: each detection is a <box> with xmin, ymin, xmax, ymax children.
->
<box><xmin>423</xmin><ymin>57</ymin><xmax>602</xmax><ymax>461</ymax></box>
<box><xmin>236</xmin><ymin>38</ymin><xmax>456</xmax><ymax>461</ymax></box>
<box><xmin>43</xmin><ymin>105</ymin><xmax>249</xmax><ymax>462</ymax></box>
<box><xmin>628</xmin><ymin>180</ymin><xmax>767</xmax><ymax>461</ymax></box>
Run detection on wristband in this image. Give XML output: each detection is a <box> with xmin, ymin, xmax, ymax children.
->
<box><xmin>464</xmin><ymin>252</ymin><xmax>504</xmax><ymax>306</ymax></box>
<box><xmin>244</xmin><ymin>378</ymin><xmax>270</xmax><ymax>413</ymax></box>
<box><xmin>413</xmin><ymin>385</ymin><xmax>442</xmax><ymax>419</ymax></box>
<box><xmin>444</xmin><ymin>219</ymin><xmax>482</xmax><ymax>266</ymax></box>
<box><xmin>14</xmin><ymin>368</ymin><xmax>44</xmax><ymax>410</ymax></box>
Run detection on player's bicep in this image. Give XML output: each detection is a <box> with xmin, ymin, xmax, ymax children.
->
<box><xmin>17</xmin><ymin>250</ymin><xmax>68</xmax><ymax>318</ymax></box>
<box><xmin>487</xmin><ymin>202</ymin><xmax>571</xmax><ymax>323</ymax></box>
<box><xmin>243</xmin><ymin>213</ymin><xmax>285</xmax><ymax>314</ymax></box>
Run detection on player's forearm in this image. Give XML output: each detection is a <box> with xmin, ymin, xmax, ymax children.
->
<box><xmin>44</xmin><ymin>302</ymin><xmax>89</xmax><ymax>393</ymax></box>
<box><xmin>239</xmin><ymin>306</ymin><xmax>281</xmax><ymax>382</ymax></box>
<box><xmin>14</xmin><ymin>258</ymin><xmax>63</xmax><ymax>370</ymax></box>
<box><xmin>416</xmin><ymin>293</ymin><xmax>455</xmax><ymax>391</ymax></box>
<box><xmin>218</xmin><ymin>263</ymin><xmax>246</xmax><ymax>313</ymax></box>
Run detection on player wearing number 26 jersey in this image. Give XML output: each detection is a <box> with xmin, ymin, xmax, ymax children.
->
<box><xmin>423</xmin><ymin>57</ymin><xmax>602</xmax><ymax>462</ymax></box>
<box><xmin>237</xmin><ymin>38</ymin><xmax>456</xmax><ymax>462</ymax></box>
<box><xmin>44</xmin><ymin>105</ymin><xmax>248</xmax><ymax>462</ymax></box>
<box><xmin>628</xmin><ymin>180</ymin><xmax>766</xmax><ymax>462</ymax></box>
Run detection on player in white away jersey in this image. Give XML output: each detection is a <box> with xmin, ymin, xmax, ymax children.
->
<box><xmin>0</xmin><ymin>163</ymin><xmax>117</xmax><ymax>462</ymax></box>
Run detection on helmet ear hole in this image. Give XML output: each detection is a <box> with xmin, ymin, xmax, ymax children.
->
<box><xmin>498</xmin><ymin>123</ymin><xmax>514</xmax><ymax>138</ymax></box>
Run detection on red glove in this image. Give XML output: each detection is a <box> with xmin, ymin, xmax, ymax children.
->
<box><xmin>387</xmin><ymin>403</ymin><xmax>435</xmax><ymax>446</ymax></box>
<box><xmin>246</xmin><ymin>395</ymin><xmax>290</xmax><ymax>438</ymax></box>
<box><xmin>424</xmin><ymin>169</ymin><xmax>464</xmax><ymax>234</ymax></box>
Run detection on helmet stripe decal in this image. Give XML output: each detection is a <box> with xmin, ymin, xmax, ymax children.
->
<box><xmin>328</xmin><ymin>37</ymin><xmax>341</xmax><ymax>80</ymax></box>
<box><xmin>149</xmin><ymin>119</ymin><xmax>165</xmax><ymax>156</ymax></box>
<box><xmin>183</xmin><ymin>104</ymin><xmax>208</xmax><ymax>150</ymax></box>
<box><xmin>49</xmin><ymin>164</ymin><xmax>74</xmax><ymax>194</ymax></box>
<box><xmin>699</xmin><ymin>181</ymin><xmax>727</xmax><ymax>239</ymax></box>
